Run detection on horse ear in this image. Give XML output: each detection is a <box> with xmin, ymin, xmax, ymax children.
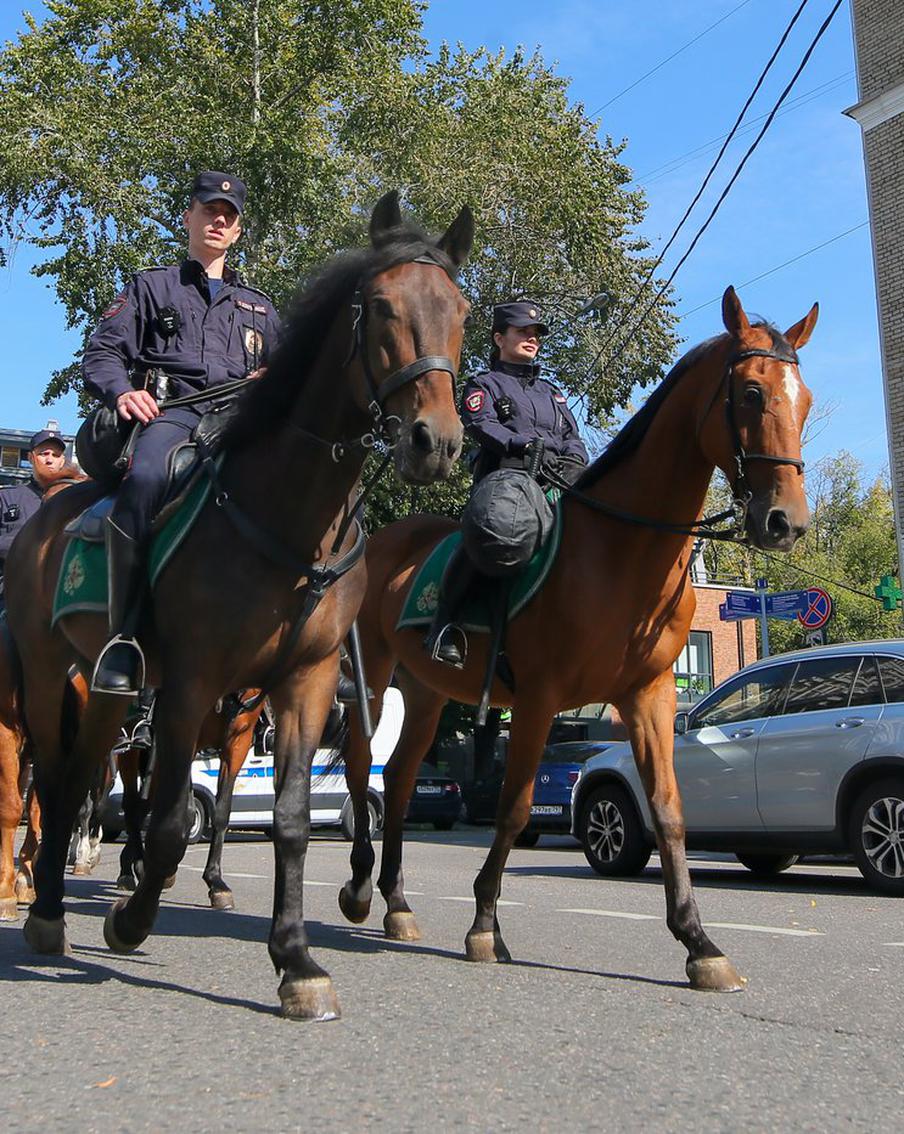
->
<box><xmin>721</xmin><ymin>286</ymin><xmax>751</xmax><ymax>338</ymax></box>
<box><xmin>784</xmin><ymin>302</ymin><xmax>819</xmax><ymax>351</ymax></box>
<box><xmin>370</xmin><ymin>190</ymin><xmax>403</xmax><ymax>245</ymax></box>
<box><xmin>437</xmin><ymin>204</ymin><xmax>474</xmax><ymax>268</ymax></box>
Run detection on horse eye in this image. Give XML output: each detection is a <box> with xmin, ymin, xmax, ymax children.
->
<box><xmin>743</xmin><ymin>385</ymin><xmax>763</xmax><ymax>409</ymax></box>
<box><xmin>464</xmin><ymin>314</ymin><xmax>474</xmax><ymax>328</ymax></box>
<box><xmin>372</xmin><ymin>298</ymin><xmax>396</xmax><ymax>320</ymax></box>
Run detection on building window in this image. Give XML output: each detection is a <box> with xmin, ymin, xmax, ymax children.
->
<box><xmin>674</xmin><ymin>630</ymin><xmax>714</xmax><ymax>702</ymax></box>
<box><xmin>1</xmin><ymin>446</ymin><xmax>23</xmax><ymax>470</ymax></box>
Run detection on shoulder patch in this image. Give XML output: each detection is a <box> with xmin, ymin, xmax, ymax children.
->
<box><xmin>548</xmin><ymin>385</ymin><xmax>568</xmax><ymax>403</ymax></box>
<box><xmin>234</xmin><ymin>298</ymin><xmax>269</xmax><ymax>314</ymax></box>
<box><xmin>101</xmin><ymin>294</ymin><xmax>129</xmax><ymax>320</ymax></box>
<box><xmin>465</xmin><ymin>390</ymin><xmax>485</xmax><ymax>413</ymax></box>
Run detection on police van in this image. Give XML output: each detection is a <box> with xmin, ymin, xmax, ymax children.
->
<box><xmin>106</xmin><ymin>688</ymin><xmax>404</xmax><ymax>843</ymax></box>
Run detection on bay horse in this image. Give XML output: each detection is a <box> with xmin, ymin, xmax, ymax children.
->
<box><xmin>4</xmin><ymin>192</ymin><xmax>473</xmax><ymax>1019</ymax></box>
<box><xmin>337</xmin><ymin>287</ymin><xmax>816</xmax><ymax>992</ymax></box>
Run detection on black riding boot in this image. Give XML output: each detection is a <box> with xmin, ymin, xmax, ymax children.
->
<box><xmin>92</xmin><ymin>519</ymin><xmax>146</xmax><ymax>696</ymax></box>
<box><xmin>423</xmin><ymin>549</ymin><xmax>477</xmax><ymax>668</ymax></box>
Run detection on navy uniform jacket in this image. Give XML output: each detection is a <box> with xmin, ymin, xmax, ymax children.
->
<box><xmin>461</xmin><ymin>360</ymin><xmax>588</xmax><ymax>469</ymax></box>
<box><xmin>82</xmin><ymin>260</ymin><xmax>281</xmax><ymax>410</ymax></box>
<box><xmin>0</xmin><ymin>479</ymin><xmax>43</xmax><ymax>568</ymax></box>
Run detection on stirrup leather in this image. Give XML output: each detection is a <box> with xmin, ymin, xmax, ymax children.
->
<box><xmin>91</xmin><ymin>635</ymin><xmax>146</xmax><ymax>697</ymax></box>
<box><xmin>430</xmin><ymin>623</ymin><xmax>468</xmax><ymax>668</ymax></box>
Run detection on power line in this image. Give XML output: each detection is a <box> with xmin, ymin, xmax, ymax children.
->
<box><xmin>577</xmin><ymin>0</ymin><xmax>818</xmax><ymax>394</ymax></box>
<box><xmin>589</xmin><ymin>0</ymin><xmax>755</xmax><ymax>115</ymax></box>
<box><xmin>680</xmin><ymin>221</ymin><xmax>869</xmax><ymax>317</ymax></box>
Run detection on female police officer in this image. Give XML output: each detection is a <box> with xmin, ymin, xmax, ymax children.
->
<box><xmin>82</xmin><ymin>171</ymin><xmax>281</xmax><ymax>695</ymax></box>
<box><xmin>425</xmin><ymin>300</ymin><xmax>588</xmax><ymax>667</ymax></box>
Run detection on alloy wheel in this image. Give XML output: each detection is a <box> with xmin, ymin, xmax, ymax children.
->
<box><xmin>587</xmin><ymin>798</ymin><xmax>625</xmax><ymax>864</ymax></box>
<box><xmin>861</xmin><ymin>794</ymin><xmax>904</xmax><ymax>879</ymax></box>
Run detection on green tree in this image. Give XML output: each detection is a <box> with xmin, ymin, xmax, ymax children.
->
<box><xmin>0</xmin><ymin>0</ymin><xmax>676</xmax><ymax>486</ymax></box>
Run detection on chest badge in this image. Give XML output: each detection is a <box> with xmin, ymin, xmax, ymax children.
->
<box><xmin>465</xmin><ymin>390</ymin><xmax>485</xmax><ymax>413</ymax></box>
<box><xmin>244</xmin><ymin>327</ymin><xmax>264</xmax><ymax>357</ymax></box>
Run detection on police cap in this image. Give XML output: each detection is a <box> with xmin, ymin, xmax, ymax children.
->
<box><xmin>492</xmin><ymin>300</ymin><xmax>549</xmax><ymax>336</ymax></box>
<box><xmin>29</xmin><ymin>429</ymin><xmax>65</xmax><ymax>451</ymax></box>
<box><xmin>190</xmin><ymin>171</ymin><xmax>246</xmax><ymax>215</ymax></box>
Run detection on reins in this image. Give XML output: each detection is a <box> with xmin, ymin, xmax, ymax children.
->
<box><xmin>547</xmin><ymin>345</ymin><xmax>805</xmax><ymax>543</ymax></box>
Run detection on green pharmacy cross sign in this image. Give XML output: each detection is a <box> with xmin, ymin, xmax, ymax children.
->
<box><xmin>875</xmin><ymin>575</ymin><xmax>903</xmax><ymax>611</ymax></box>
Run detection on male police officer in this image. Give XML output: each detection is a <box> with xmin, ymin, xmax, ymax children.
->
<box><xmin>83</xmin><ymin>171</ymin><xmax>281</xmax><ymax>695</ymax></box>
<box><xmin>0</xmin><ymin>429</ymin><xmax>71</xmax><ymax>579</ymax></box>
<box><xmin>425</xmin><ymin>300</ymin><xmax>588</xmax><ymax>667</ymax></box>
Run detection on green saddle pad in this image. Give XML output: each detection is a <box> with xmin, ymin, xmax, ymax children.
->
<box><xmin>396</xmin><ymin>494</ymin><xmax>563</xmax><ymax>634</ymax></box>
<box><xmin>52</xmin><ymin>472</ymin><xmax>213</xmax><ymax>626</ymax></box>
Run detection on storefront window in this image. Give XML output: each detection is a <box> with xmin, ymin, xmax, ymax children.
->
<box><xmin>1</xmin><ymin>446</ymin><xmax>24</xmax><ymax>469</ymax></box>
<box><xmin>674</xmin><ymin>630</ymin><xmax>714</xmax><ymax>702</ymax></box>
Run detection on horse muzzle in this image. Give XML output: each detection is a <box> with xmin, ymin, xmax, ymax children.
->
<box><xmin>394</xmin><ymin>417</ymin><xmax>463</xmax><ymax>484</ymax></box>
<box><xmin>746</xmin><ymin>498</ymin><xmax>810</xmax><ymax>552</ymax></box>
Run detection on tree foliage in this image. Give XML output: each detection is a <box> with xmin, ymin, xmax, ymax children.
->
<box><xmin>702</xmin><ymin>453</ymin><xmax>901</xmax><ymax>650</ymax></box>
<box><xmin>0</xmin><ymin>0</ymin><xmax>677</xmax><ymax>486</ymax></box>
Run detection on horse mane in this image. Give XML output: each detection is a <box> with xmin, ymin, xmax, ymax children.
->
<box><xmin>575</xmin><ymin>321</ymin><xmax>791</xmax><ymax>489</ymax></box>
<box><xmin>224</xmin><ymin>224</ymin><xmax>457</xmax><ymax>451</ymax></box>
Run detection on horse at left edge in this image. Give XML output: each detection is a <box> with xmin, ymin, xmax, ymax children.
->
<box><xmin>4</xmin><ymin>191</ymin><xmax>473</xmax><ymax>1020</ymax></box>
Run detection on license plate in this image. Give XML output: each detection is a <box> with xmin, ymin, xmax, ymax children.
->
<box><xmin>531</xmin><ymin>804</ymin><xmax>563</xmax><ymax>815</ymax></box>
<box><xmin>416</xmin><ymin>785</ymin><xmax>443</xmax><ymax>795</ymax></box>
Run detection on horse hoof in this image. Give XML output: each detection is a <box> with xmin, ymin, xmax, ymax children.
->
<box><xmin>15</xmin><ymin>879</ymin><xmax>36</xmax><ymax>906</ymax></box>
<box><xmin>338</xmin><ymin>884</ymin><xmax>371</xmax><ymax>925</ymax></box>
<box><xmin>686</xmin><ymin>955</ymin><xmax>747</xmax><ymax>993</ymax></box>
<box><xmin>162</xmin><ymin>873</ymin><xmax>177</xmax><ymax>890</ymax></box>
<box><xmin>116</xmin><ymin>875</ymin><xmax>137</xmax><ymax>893</ymax></box>
<box><xmin>23</xmin><ymin>913</ymin><xmax>69</xmax><ymax>955</ymax></box>
<box><xmin>0</xmin><ymin>896</ymin><xmax>19</xmax><ymax>922</ymax></box>
<box><xmin>383</xmin><ymin>910</ymin><xmax>421</xmax><ymax>941</ymax></box>
<box><xmin>72</xmin><ymin>862</ymin><xmax>92</xmax><ymax>877</ymax></box>
<box><xmin>278</xmin><ymin>975</ymin><xmax>341</xmax><ymax>1022</ymax></box>
<box><xmin>465</xmin><ymin>930</ymin><xmax>511</xmax><ymax>964</ymax></box>
<box><xmin>209</xmin><ymin>889</ymin><xmax>235</xmax><ymax>911</ymax></box>
<box><xmin>103</xmin><ymin>898</ymin><xmax>147</xmax><ymax>954</ymax></box>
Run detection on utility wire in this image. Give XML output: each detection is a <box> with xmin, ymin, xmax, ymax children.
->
<box><xmin>590</xmin><ymin>0</ymin><xmax>754</xmax><ymax>114</ymax></box>
<box><xmin>680</xmin><ymin>221</ymin><xmax>868</xmax><ymax>317</ymax></box>
<box><xmin>578</xmin><ymin>0</ymin><xmax>843</xmax><ymax>396</ymax></box>
<box><xmin>754</xmin><ymin>548</ymin><xmax>888</xmax><ymax>604</ymax></box>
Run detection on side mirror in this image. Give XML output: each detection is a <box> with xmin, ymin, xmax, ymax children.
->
<box><xmin>674</xmin><ymin>712</ymin><xmax>689</xmax><ymax>736</ymax></box>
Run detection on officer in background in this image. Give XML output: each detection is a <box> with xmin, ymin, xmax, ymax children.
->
<box><xmin>0</xmin><ymin>429</ymin><xmax>71</xmax><ymax>574</ymax></box>
<box><xmin>425</xmin><ymin>300</ymin><xmax>589</xmax><ymax>667</ymax></box>
<box><xmin>82</xmin><ymin>171</ymin><xmax>281</xmax><ymax>695</ymax></box>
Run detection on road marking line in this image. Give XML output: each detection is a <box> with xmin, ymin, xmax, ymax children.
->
<box><xmin>557</xmin><ymin>908</ymin><xmax>660</xmax><ymax>921</ymax></box>
<box><xmin>882</xmin><ymin>942</ymin><xmax>904</xmax><ymax>947</ymax></box>
<box><xmin>437</xmin><ymin>896</ymin><xmax>523</xmax><ymax>907</ymax></box>
<box><xmin>178</xmin><ymin>865</ymin><xmax>267</xmax><ymax>880</ymax></box>
<box><xmin>703</xmin><ymin>921</ymin><xmax>823</xmax><ymax>937</ymax></box>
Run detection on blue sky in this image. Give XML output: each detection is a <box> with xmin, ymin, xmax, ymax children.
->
<box><xmin>0</xmin><ymin>1</ymin><xmax>884</xmax><ymax>482</ymax></box>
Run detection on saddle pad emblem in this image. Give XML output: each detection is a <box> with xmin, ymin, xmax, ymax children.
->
<box><xmin>62</xmin><ymin>552</ymin><xmax>86</xmax><ymax>596</ymax></box>
<box><xmin>465</xmin><ymin>391</ymin><xmax>484</xmax><ymax>413</ymax></box>
<box><xmin>416</xmin><ymin>581</ymin><xmax>439</xmax><ymax>614</ymax></box>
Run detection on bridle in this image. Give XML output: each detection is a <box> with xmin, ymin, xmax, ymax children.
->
<box><xmin>546</xmin><ymin>343</ymin><xmax>806</xmax><ymax>543</ymax></box>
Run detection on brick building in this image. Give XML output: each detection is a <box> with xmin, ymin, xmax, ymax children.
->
<box><xmin>845</xmin><ymin>1</ymin><xmax>904</xmax><ymax>578</ymax></box>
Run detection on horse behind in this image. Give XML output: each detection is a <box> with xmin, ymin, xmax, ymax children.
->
<box><xmin>337</xmin><ymin>286</ymin><xmax>816</xmax><ymax>992</ymax></box>
<box><xmin>6</xmin><ymin>191</ymin><xmax>473</xmax><ymax>1019</ymax></box>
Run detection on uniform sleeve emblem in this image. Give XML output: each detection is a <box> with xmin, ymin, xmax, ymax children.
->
<box><xmin>101</xmin><ymin>294</ymin><xmax>128</xmax><ymax>320</ymax></box>
<box><xmin>465</xmin><ymin>390</ymin><xmax>485</xmax><ymax>413</ymax></box>
<box><xmin>552</xmin><ymin>388</ymin><xmax>567</xmax><ymax>403</ymax></box>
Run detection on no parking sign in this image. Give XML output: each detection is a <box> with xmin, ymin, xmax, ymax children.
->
<box><xmin>797</xmin><ymin>587</ymin><xmax>833</xmax><ymax>631</ymax></box>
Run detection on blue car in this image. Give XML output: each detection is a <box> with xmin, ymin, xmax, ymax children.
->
<box><xmin>463</xmin><ymin>741</ymin><xmax>600</xmax><ymax>846</ymax></box>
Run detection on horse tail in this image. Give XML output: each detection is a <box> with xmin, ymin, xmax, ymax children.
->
<box><xmin>321</xmin><ymin>705</ymin><xmax>351</xmax><ymax>775</ymax></box>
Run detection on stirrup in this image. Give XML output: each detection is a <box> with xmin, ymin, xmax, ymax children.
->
<box><xmin>429</xmin><ymin>624</ymin><xmax>468</xmax><ymax>669</ymax></box>
<box><xmin>91</xmin><ymin>635</ymin><xmax>146</xmax><ymax>697</ymax></box>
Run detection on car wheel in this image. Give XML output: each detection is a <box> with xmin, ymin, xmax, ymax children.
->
<box><xmin>340</xmin><ymin>798</ymin><xmax>379</xmax><ymax>841</ymax></box>
<box><xmin>514</xmin><ymin>829</ymin><xmax>540</xmax><ymax>847</ymax></box>
<box><xmin>734</xmin><ymin>852</ymin><xmax>799</xmax><ymax>876</ymax></box>
<box><xmin>186</xmin><ymin>792</ymin><xmax>210</xmax><ymax>845</ymax></box>
<box><xmin>849</xmin><ymin>778</ymin><xmax>904</xmax><ymax>896</ymax></box>
<box><xmin>579</xmin><ymin>784</ymin><xmax>651</xmax><ymax>876</ymax></box>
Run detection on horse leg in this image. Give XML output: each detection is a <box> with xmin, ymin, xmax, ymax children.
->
<box><xmin>618</xmin><ymin>674</ymin><xmax>745</xmax><ymax>992</ymax></box>
<box><xmin>117</xmin><ymin>747</ymin><xmax>147</xmax><ymax>891</ymax></box>
<box><xmin>26</xmin><ymin>687</ymin><xmax>126</xmax><ymax>955</ymax></box>
<box><xmin>269</xmin><ymin>662</ymin><xmax>341</xmax><ymax>1022</ymax></box>
<box><xmin>0</xmin><ymin>723</ymin><xmax>21</xmax><ymax>921</ymax></box>
<box><xmin>16</xmin><ymin>777</ymin><xmax>40</xmax><ymax>905</ymax></box>
<box><xmin>69</xmin><ymin>793</ymin><xmax>92</xmax><ymax>874</ymax></box>
<box><xmin>337</xmin><ymin>653</ymin><xmax>396</xmax><ymax>928</ymax></box>
<box><xmin>202</xmin><ymin>704</ymin><xmax>260</xmax><ymax>910</ymax></box>
<box><xmin>376</xmin><ymin>676</ymin><xmax>446</xmax><ymax>941</ymax></box>
<box><xmin>466</xmin><ymin>700</ymin><xmax>554</xmax><ymax>963</ymax></box>
<box><xmin>104</xmin><ymin>684</ymin><xmax>207</xmax><ymax>953</ymax></box>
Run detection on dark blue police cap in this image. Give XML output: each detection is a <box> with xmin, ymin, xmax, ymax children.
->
<box><xmin>492</xmin><ymin>300</ymin><xmax>549</xmax><ymax>336</ymax></box>
<box><xmin>190</xmin><ymin>171</ymin><xmax>246</xmax><ymax>215</ymax></box>
<box><xmin>30</xmin><ymin>429</ymin><xmax>65</xmax><ymax>451</ymax></box>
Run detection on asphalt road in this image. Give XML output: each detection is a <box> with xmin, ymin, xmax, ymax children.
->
<box><xmin>1</xmin><ymin>828</ymin><xmax>901</xmax><ymax>1132</ymax></box>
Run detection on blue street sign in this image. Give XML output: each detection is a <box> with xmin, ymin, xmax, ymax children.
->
<box><xmin>764</xmin><ymin>590</ymin><xmax>809</xmax><ymax>619</ymax></box>
<box><xmin>724</xmin><ymin>591</ymin><xmax>760</xmax><ymax>615</ymax></box>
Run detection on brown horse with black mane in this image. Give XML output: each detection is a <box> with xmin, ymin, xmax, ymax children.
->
<box><xmin>4</xmin><ymin>192</ymin><xmax>473</xmax><ymax>1019</ymax></box>
<box><xmin>337</xmin><ymin>287</ymin><xmax>816</xmax><ymax>992</ymax></box>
